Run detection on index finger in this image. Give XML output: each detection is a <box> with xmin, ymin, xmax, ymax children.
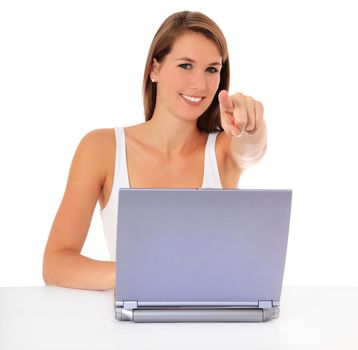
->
<box><xmin>218</xmin><ymin>90</ymin><xmax>233</xmax><ymax>113</ymax></box>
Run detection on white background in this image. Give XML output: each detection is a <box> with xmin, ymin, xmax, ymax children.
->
<box><xmin>0</xmin><ymin>0</ymin><xmax>357</xmax><ymax>287</ymax></box>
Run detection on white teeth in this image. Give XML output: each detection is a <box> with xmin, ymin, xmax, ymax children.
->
<box><xmin>181</xmin><ymin>94</ymin><xmax>203</xmax><ymax>103</ymax></box>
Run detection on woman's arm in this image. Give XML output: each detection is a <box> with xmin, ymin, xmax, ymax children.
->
<box><xmin>227</xmin><ymin>119</ymin><xmax>267</xmax><ymax>169</ymax></box>
<box><xmin>43</xmin><ymin>129</ymin><xmax>115</xmax><ymax>290</ymax></box>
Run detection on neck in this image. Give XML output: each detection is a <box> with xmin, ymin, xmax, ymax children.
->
<box><xmin>142</xmin><ymin>111</ymin><xmax>204</xmax><ymax>158</ymax></box>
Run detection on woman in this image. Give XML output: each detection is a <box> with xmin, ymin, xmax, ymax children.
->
<box><xmin>43</xmin><ymin>11</ymin><xmax>267</xmax><ymax>290</ymax></box>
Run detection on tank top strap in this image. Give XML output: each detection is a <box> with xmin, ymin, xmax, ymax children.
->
<box><xmin>202</xmin><ymin>131</ymin><xmax>222</xmax><ymax>188</ymax></box>
<box><xmin>115</xmin><ymin>127</ymin><xmax>130</xmax><ymax>188</ymax></box>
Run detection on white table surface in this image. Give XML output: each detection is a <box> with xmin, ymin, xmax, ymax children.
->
<box><xmin>0</xmin><ymin>285</ymin><xmax>357</xmax><ymax>350</ymax></box>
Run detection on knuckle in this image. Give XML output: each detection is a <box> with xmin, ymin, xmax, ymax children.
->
<box><xmin>257</xmin><ymin>101</ymin><xmax>264</xmax><ymax>111</ymax></box>
<box><xmin>247</xmin><ymin>95</ymin><xmax>254</xmax><ymax>102</ymax></box>
<box><xmin>248</xmin><ymin>96</ymin><xmax>258</xmax><ymax>108</ymax></box>
<box><xmin>234</xmin><ymin>92</ymin><xmax>244</xmax><ymax>100</ymax></box>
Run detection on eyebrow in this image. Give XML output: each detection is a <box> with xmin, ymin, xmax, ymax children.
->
<box><xmin>175</xmin><ymin>57</ymin><xmax>222</xmax><ymax>66</ymax></box>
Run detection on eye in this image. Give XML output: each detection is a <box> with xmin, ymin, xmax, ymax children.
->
<box><xmin>179</xmin><ymin>63</ymin><xmax>192</xmax><ymax>70</ymax></box>
<box><xmin>207</xmin><ymin>67</ymin><xmax>218</xmax><ymax>73</ymax></box>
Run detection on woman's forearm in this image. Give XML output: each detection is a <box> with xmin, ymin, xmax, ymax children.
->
<box><xmin>230</xmin><ymin>120</ymin><xmax>267</xmax><ymax>168</ymax></box>
<box><xmin>43</xmin><ymin>250</ymin><xmax>115</xmax><ymax>291</ymax></box>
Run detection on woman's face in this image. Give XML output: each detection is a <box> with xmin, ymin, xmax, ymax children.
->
<box><xmin>152</xmin><ymin>31</ymin><xmax>222</xmax><ymax>122</ymax></box>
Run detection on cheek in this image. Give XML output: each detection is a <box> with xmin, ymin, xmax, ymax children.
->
<box><xmin>207</xmin><ymin>76</ymin><xmax>221</xmax><ymax>96</ymax></box>
<box><xmin>174</xmin><ymin>72</ymin><xmax>189</xmax><ymax>88</ymax></box>
<box><xmin>211</xmin><ymin>75</ymin><xmax>221</xmax><ymax>90</ymax></box>
<box><xmin>163</xmin><ymin>69</ymin><xmax>186</xmax><ymax>88</ymax></box>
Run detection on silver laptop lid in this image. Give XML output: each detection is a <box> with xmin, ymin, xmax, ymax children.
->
<box><xmin>115</xmin><ymin>188</ymin><xmax>292</xmax><ymax>307</ymax></box>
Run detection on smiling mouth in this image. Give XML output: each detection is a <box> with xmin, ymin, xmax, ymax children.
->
<box><xmin>180</xmin><ymin>93</ymin><xmax>205</xmax><ymax>103</ymax></box>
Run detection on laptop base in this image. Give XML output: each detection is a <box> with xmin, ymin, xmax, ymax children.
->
<box><xmin>115</xmin><ymin>307</ymin><xmax>280</xmax><ymax>322</ymax></box>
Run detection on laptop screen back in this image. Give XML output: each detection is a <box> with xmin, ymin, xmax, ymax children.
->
<box><xmin>115</xmin><ymin>189</ymin><xmax>292</xmax><ymax>304</ymax></box>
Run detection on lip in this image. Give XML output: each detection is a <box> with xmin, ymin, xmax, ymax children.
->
<box><xmin>180</xmin><ymin>93</ymin><xmax>205</xmax><ymax>106</ymax></box>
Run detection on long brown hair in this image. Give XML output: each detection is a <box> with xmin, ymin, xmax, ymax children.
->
<box><xmin>142</xmin><ymin>11</ymin><xmax>230</xmax><ymax>133</ymax></box>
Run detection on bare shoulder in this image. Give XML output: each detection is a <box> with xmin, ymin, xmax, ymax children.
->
<box><xmin>69</xmin><ymin>128</ymin><xmax>116</xmax><ymax>188</ymax></box>
<box><xmin>76</xmin><ymin>128</ymin><xmax>115</xmax><ymax>162</ymax></box>
<box><xmin>79</xmin><ymin>128</ymin><xmax>115</xmax><ymax>151</ymax></box>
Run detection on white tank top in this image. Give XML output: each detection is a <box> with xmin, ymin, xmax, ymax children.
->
<box><xmin>100</xmin><ymin>127</ymin><xmax>223</xmax><ymax>260</ymax></box>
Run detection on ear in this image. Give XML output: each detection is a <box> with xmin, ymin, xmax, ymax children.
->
<box><xmin>150</xmin><ymin>58</ymin><xmax>160</xmax><ymax>82</ymax></box>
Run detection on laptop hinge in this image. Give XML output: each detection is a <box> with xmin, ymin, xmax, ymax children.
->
<box><xmin>115</xmin><ymin>301</ymin><xmax>138</xmax><ymax>321</ymax></box>
<box><xmin>123</xmin><ymin>301</ymin><xmax>138</xmax><ymax>310</ymax></box>
<box><xmin>258</xmin><ymin>300</ymin><xmax>274</xmax><ymax>309</ymax></box>
<box><xmin>258</xmin><ymin>300</ymin><xmax>280</xmax><ymax>320</ymax></box>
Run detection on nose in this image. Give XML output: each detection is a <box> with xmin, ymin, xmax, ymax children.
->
<box><xmin>189</xmin><ymin>71</ymin><xmax>206</xmax><ymax>92</ymax></box>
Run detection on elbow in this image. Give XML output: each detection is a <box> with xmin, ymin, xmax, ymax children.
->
<box><xmin>42</xmin><ymin>249</ymin><xmax>81</xmax><ymax>288</ymax></box>
<box><xmin>42</xmin><ymin>251</ymin><xmax>58</xmax><ymax>286</ymax></box>
<box><xmin>42</xmin><ymin>254</ymin><xmax>53</xmax><ymax>286</ymax></box>
<box><xmin>43</xmin><ymin>274</ymin><xmax>52</xmax><ymax>287</ymax></box>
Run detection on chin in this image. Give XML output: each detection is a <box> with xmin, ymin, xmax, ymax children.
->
<box><xmin>179</xmin><ymin>106</ymin><xmax>209</xmax><ymax>121</ymax></box>
<box><xmin>178</xmin><ymin>111</ymin><xmax>204</xmax><ymax>122</ymax></box>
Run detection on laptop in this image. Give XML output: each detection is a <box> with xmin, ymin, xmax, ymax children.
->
<box><xmin>115</xmin><ymin>188</ymin><xmax>292</xmax><ymax>323</ymax></box>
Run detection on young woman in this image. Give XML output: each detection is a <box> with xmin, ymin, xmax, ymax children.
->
<box><xmin>43</xmin><ymin>11</ymin><xmax>267</xmax><ymax>290</ymax></box>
